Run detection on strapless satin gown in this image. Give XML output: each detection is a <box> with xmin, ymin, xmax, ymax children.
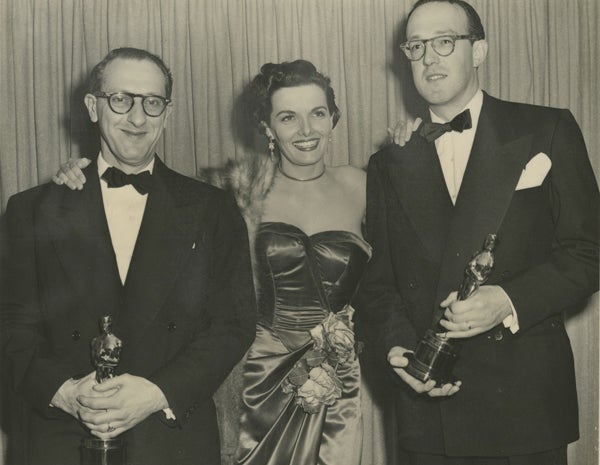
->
<box><xmin>236</xmin><ymin>222</ymin><xmax>371</xmax><ymax>465</ymax></box>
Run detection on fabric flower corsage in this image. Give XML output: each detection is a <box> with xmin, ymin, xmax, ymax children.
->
<box><xmin>282</xmin><ymin>305</ymin><xmax>357</xmax><ymax>414</ymax></box>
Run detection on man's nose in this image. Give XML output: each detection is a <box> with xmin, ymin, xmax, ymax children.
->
<box><xmin>422</xmin><ymin>41</ymin><xmax>440</xmax><ymax>66</ymax></box>
<box><xmin>127</xmin><ymin>98</ymin><xmax>147</xmax><ymax>126</ymax></box>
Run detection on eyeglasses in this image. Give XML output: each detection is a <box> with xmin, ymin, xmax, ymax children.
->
<box><xmin>93</xmin><ymin>92</ymin><xmax>171</xmax><ymax>117</ymax></box>
<box><xmin>400</xmin><ymin>34</ymin><xmax>478</xmax><ymax>61</ymax></box>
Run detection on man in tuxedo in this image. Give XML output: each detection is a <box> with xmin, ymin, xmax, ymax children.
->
<box><xmin>357</xmin><ymin>1</ymin><xmax>599</xmax><ymax>464</ymax></box>
<box><xmin>0</xmin><ymin>47</ymin><xmax>256</xmax><ymax>465</ymax></box>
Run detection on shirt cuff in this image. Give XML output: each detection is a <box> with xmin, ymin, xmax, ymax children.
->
<box><xmin>49</xmin><ymin>377</ymin><xmax>74</xmax><ymax>408</ymax></box>
<box><xmin>163</xmin><ymin>408</ymin><xmax>176</xmax><ymax>420</ymax></box>
<box><xmin>497</xmin><ymin>286</ymin><xmax>519</xmax><ymax>334</ymax></box>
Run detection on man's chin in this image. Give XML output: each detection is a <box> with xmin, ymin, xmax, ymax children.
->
<box><xmin>111</xmin><ymin>152</ymin><xmax>155</xmax><ymax>170</ymax></box>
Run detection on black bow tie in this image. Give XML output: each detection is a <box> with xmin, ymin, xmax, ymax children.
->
<box><xmin>101</xmin><ymin>167</ymin><xmax>153</xmax><ymax>195</ymax></box>
<box><xmin>419</xmin><ymin>109</ymin><xmax>472</xmax><ymax>143</ymax></box>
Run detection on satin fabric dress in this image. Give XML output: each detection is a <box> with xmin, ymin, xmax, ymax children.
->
<box><xmin>236</xmin><ymin>222</ymin><xmax>371</xmax><ymax>465</ymax></box>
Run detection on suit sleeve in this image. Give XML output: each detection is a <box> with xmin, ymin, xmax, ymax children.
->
<box><xmin>150</xmin><ymin>191</ymin><xmax>256</xmax><ymax>424</ymax></box>
<box><xmin>500</xmin><ymin>109</ymin><xmax>599</xmax><ymax>328</ymax></box>
<box><xmin>1</xmin><ymin>192</ymin><xmax>75</xmax><ymax>417</ymax></box>
<box><xmin>354</xmin><ymin>154</ymin><xmax>419</xmax><ymax>363</ymax></box>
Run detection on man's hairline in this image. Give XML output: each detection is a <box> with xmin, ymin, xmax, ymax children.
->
<box><xmin>95</xmin><ymin>57</ymin><xmax>170</xmax><ymax>98</ymax></box>
<box><xmin>406</xmin><ymin>1</ymin><xmax>471</xmax><ymax>41</ymax></box>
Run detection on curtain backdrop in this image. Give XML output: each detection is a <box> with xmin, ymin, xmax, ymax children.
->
<box><xmin>1</xmin><ymin>1</ymin><xmax>598</xmax><ymax>464</ymax></box>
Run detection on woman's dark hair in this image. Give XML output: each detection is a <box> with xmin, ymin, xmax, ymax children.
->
<box><xmin>245</xmin><ymin>60</ymin><xmax>340</xmax><ymax>132</ymax></box>
<box><xmin>406</xmin><ymin>0</ymin><xmax>485</xmax><ymax>41</ymax></box>
<box><xmin>87</xmin><ymin>47</ymin><xmax>174</xmax><ymax>99</ymax></box>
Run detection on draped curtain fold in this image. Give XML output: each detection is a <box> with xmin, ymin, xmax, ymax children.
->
<box><xmin>1</xmin><ymin>1</ymin><xmax>597</xmax><ymax>464</ymax></box>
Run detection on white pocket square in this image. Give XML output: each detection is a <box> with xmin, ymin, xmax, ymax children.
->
<box><xmin>515</xmin><ymin>152</ymin><xmax>551</xmax><ymax>190</ymax></box>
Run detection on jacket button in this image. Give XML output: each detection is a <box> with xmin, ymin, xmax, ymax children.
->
<box><xmin>408</xmin><ymin>281</ymin><xmax>420</xmax><ymax>290</ymax></box>
<box><xmin>494</xmin><ymin>330</ymin><xmax>503</xmax><ymax>341</ymax></box>
<box><xmin>71</xmin><ymin>330</ymin><xmax>81</xmax><ymax>341</ymax></box>
<box><xmin>168</xmin><ymin>322</ymin><xmax>177</xmax><ymax>332</ymax></box>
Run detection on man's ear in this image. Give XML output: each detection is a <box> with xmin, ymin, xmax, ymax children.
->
<box><xmin>472</xmin><ymin>39</ymin><xmax>488</xmax><ymax>68</ymax></box>
<box><xmin>84</xmin><ymin>94</ymin><xmax>98</xmax><ymax>123</ymax></box>
<box><xmin>163</xmin><ymin>103</ymin><xmax>173</xmax><ymax>128</ymax></box>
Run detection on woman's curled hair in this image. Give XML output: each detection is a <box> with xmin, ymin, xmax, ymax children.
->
<box><xmin>244</xmin><ymin>59</ymin><xmax>340</xmax><ymax>133</ymax></box>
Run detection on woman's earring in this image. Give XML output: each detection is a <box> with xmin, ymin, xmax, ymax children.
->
<box><xmin>268</xmin><ymin>137</ymin><xmax>277</xmax><ymax>162</ymax></box>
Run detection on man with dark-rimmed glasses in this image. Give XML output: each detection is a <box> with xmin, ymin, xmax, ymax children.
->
<box><xmin>1</xmin><ymin>47</ymin><xmax>256</xmax><ymax>465</ymax></box>
<box><xmin>358</xmin><ymin>0</ymin><xmax>599</xmax><ymax>464</ymax></box>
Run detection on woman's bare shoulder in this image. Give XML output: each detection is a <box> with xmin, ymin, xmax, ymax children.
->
<box><xmin>327</xmin><ymin>165</ymin><xmax>366</xmax><ymax>209</ymax></box>
<box><xmin>328</xmin><ymin>165</ymin><xmax>366</xmax><ymax>185</ymax></box>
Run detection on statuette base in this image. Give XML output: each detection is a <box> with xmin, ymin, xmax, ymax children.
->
<box><xmin>404</xmin><ymin>329</ymin><xmax>460</xmax><ymax>385</ymax></box>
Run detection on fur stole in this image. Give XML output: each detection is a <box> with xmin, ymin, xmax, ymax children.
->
<box><xmin>198</xmin><ymin>154</ymin><xmax>277</xmax><ymax>294</ymax></box>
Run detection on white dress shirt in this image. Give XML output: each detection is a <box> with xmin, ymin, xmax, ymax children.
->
<box><xmin>98</xmin><ymin>155</ymin><xmax>153</xmax><ymax>285</ymax></box>
<box><xmin>429</xmin><ymin>90</ymin><xmax>519</xmax><ymax>333</ymax></box>
<box><xmin>431</xmin><ymin>90</ymin><xmax>483</xmax><ymax>205</ymax></box>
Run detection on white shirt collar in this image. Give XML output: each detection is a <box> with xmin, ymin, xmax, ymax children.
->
<box><xmin>429</xmin><ymin>89</ymin><xmax>484</xmax><ymax>126</ymax></box>
<box><xmin>97</xmin><ymin>153</ymin><xmax>156</xmax><ymax>177</ymax></box>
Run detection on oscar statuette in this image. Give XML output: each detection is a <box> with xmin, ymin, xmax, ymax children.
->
<box><xmin>81</xmin><ymin>315</ymin><xmax>126</xmax><ymax>465</ymax></box>
<box><xmin>405</xmin><ymin>234</ymin><xmax>497</xmax><ymax>385</ymax></box>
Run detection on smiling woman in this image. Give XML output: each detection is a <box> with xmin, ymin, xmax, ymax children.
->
<box><xmin>228</xmin><ymin>60</ymin><xmax>370</xmax><ymax>465</ymax></box>
<box><xmin>245</xmin><ymin>61</ymin><xmax>365</xmax><ymax>235</ymax></box>
<box><xmin>268</xmin><ymin>84</ymin><xmax>332</xmax><ymax>178</ymax></box>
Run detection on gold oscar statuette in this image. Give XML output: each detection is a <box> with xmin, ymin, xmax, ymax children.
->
<box><xmin>80</xmin><ymin>315</ymin><xmax>126</xmax><ymax>465</ymax></box>
<box><xmin>405</xmin><ymin>234</ymin><xmax>497</xmax><ymax>385</ymax></box>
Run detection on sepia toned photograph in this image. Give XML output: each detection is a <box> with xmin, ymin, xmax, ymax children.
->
<box><xmin>1</xmin><ymin>1</ymin><xmax>598</xmax><ymax>464</ymax></box>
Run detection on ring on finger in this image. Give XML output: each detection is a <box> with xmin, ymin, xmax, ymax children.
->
<box><xmin>467</xmin><ymin>322</ymin><xmax>472</xmax><ymax>330</ymax></box>
<box><xmin>107</xmin><ymin>424</ymin><xmax>116</xmax><ymax>433</ymax></box>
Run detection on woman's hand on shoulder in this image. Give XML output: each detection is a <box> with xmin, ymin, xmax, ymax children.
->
<box><xmin>387</xmin><ymin>117</ymin><xmax>422</xmax><ymax>147</ymax></box>
<box><xmin>52</xmin><ymin>157</ymin><xmax>91</xmax><ymax>190</ymax></box>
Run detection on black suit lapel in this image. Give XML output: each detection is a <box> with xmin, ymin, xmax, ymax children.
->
<box><xmin>46</xmin><ymin>160</ymin><xmax>122</xmax><ymax>320</ymax></box>
<box><xmin>388</xmin><ymin>139</ymin><xmax>454</xmax><ymax>263</ymax></box>
<box><xmin>434</xmin><ymin>94</ymin><xmax>535</xmax><ymax>310</ymax></box>
<box><xmin>117</xmin><ymin>158</ymin><xmax>200</xmax><ymax>352</ymax></box>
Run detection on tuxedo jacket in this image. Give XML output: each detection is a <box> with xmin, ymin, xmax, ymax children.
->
<box><xmin>357</xmin><ymin>92</ymin><xmax>599</xmax><ymax>457</ymax></box>
<box><xmin>0</xmin><ymin>157</ymin><xmax>256</xmax><ymax>465</ymax></box>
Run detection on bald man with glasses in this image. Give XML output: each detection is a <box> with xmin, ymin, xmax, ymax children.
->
<box><xmin>357</xmin><ymin>1</ymin><xmax>599</xmax><ymax>464</ymax></box>
<box><xmin>1</xmin><ymin>47</ymin><xmax>256</xmax><ymax>465</ymax></box>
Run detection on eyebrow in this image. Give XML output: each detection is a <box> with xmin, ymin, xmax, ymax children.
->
<box><xmin>274</xmin><ymin>106</ymin><xmax>328</xmax><ymax>117</ymax></box>
<box><xmin>407</xmin><ymin>29</ymin><xmax>460</xmax><ymax>40</ymax></box>
<box><xmin>103</xmin><ymin>89</ymin><xmax>166</xmax><ymax>97</ymax></box>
